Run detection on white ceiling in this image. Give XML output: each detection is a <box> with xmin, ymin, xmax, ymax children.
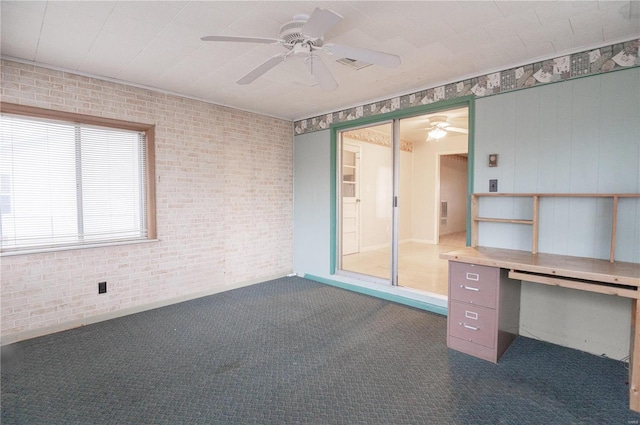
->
<box><xmin>2</xmin><ymin>1</ymin><xmax>639</xmax><ymax>121</ymax></box>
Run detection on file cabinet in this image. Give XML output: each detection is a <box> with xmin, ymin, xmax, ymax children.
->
<box><xmin>447</xmin><ymin>261</ymin><xmax>521</xmax><ymax>363</ymax></box>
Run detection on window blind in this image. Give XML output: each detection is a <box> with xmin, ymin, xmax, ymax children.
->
<box><xmin>0</xmin><ymin>113</ymin><xmax>148</xmax><ymax>252</ymax></box>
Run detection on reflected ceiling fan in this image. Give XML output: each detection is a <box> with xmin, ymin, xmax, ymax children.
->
<box><xmin>201</xmin><ymin>8</ymin><xmax>401</xmax><ymax>91</ymax></box>
<box><xmin>423</xmin><ymin>116</ymin><xmax>468</xmax><ymax>140</ymax></box>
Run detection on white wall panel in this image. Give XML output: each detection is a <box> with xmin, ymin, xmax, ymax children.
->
<box><xmin>292</xmin><ymin>130</ymin><xmax>331</xmax><ymax>276</ymax></box>
<box><xmin>513</xmin><ymin>89</ymin><xmax>539</xmax><ymax>193</ymax></box>
<box><xmin>538</xmin><ymin>198</ymin><xmax>570</xmax><ymax>254</ymax></box>
<box><xmin>567</xmin><ymin>198</ymin><xmax>598</xmax><ymax>258</ymax></box>
<box><xmin>569</xmin><ymin>76</ymin><xmax>601</xmax><ymax>193</ymax></box>
<box><xmin>550</xmin><ymin>83</ymin><xmax>574</xmax><ymax>193</ymax></box>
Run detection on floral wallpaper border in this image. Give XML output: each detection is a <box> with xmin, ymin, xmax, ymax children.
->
<box><xmin>294</xmin><ymin>39</ymin><xmax>640</xmax><ymax>135</ymax></box>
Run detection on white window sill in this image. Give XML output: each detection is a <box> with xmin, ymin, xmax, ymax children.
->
<box><xmin>0</xmin><ymin>239</ymin><xmax>160</xmax><ymax>257</ymax></box>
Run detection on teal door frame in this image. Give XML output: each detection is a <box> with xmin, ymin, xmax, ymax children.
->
<box><xmin>329</xmin><ymin>95</ymin><xmax>475</xmax><ymax>275</ymax></box>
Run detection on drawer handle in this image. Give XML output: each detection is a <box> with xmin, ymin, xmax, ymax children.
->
<box><xmin>466</xmin><ymin>272</ymin><xmax>480</xmax><ymax>281</ymax></box>
<box><xmin>460</xmin><ymin>285</ymin><xmax>480</xmax><ymax>292</ymax></box>
<box><xmin>460</xmin><ymin>323</ymin><xmax>479</xmax><ymax>331</ymax></box>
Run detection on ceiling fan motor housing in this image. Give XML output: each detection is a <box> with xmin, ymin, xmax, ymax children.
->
<box><xmin>279</xmin><ymin>16</ymin><xmax>323</xmax><ymax>49</ymax></box>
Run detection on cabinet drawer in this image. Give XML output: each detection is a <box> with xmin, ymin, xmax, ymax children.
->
<box><xmin>449</xmin><ymin>262</ymin><xmax>498</xmax><ymax>308</ymax></box>
<box><xmin>448</xmin><ymin>301</ymin><xmax>496</xmax><ymax>349</ymax></box>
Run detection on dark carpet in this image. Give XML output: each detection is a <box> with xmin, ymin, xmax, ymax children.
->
<box><xmin>2</xmin><ymin>276</ymin><xmax>639</xmax><ymax>424</ymax></box>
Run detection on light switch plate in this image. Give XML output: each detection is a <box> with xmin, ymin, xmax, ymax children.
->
<box><xmin>489</xmin><ymin>179</ymin><xmax>498</xmax><ymax>192</ymax></box>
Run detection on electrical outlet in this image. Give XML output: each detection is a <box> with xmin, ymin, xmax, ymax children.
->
<box><xmin>489</xmin><ymin>179</ymin><xmax>498</xmax><ymax>192</ymax></box>
<box><xmin>98</xmin><ymin>281</ymin><xmax>107</xmax><ymax>294</ymax></box>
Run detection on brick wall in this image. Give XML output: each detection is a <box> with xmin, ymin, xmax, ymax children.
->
<box><xmin>0</xmin><ymin>59</ymin><xmax>293</xmax><ymax>341</ymax></box>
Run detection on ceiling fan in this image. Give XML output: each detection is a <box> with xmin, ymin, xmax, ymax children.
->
<box><xmin>424</xmin><ymin>116</ymin><xmax>468</xmax><ymax>140</ymax></box>
<box><xmin>201</xmin><ymin>8</ymin><xmax>401</xmax><ymax>91</ymax></box>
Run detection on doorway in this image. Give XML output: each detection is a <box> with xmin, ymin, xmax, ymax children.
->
<box><xmin>336</xmin><ymin>106</ymin><xmax>470</xmax><ymax>297</ymax></box>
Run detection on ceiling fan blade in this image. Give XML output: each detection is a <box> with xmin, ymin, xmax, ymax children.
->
<box><xmin>447</xmin><ymin>126</ymin><xmax>468</xmax><ymax>134</ymax></box>
<box><xmin>237</xmin><ymin>54</ymin><xmax>286</xmax><ymax>85</ymax></box>
<box><xmin>301</xmin><ymin>8</ymin><xmax>343</xmax><ymax>38</ymax></box>
<box><xmin>201</xmin><ymin>35</ymin><xmax>282</xmax><ymax>45</ymax></box>
<box><xmin>324</xmin><ymin>43</ymin><xmax>401</xmax><ymax>68</ymax></box>
<box><xmin>305</xmin><ymin>55</ymin><xmax>338</xmax><ymax>91</ymax></box>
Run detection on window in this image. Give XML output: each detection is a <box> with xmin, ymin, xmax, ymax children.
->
<box><xmin>0</xmin><ymin>103</ymin><xmax>156</xmax><ymax>254</ymax></box>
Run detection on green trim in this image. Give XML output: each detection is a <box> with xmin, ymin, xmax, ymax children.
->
<box><xmin>304</xmin><ymin>274</ymin><xmax>448</xmax><ymax>316</ymax></box>
<box><xmin>466</xmin><ymin>99</ymin><xmax>475</xmax><ymax>246</ymax></box>
<box><xmin>329</xmin><ymin>130</ymin><xmax>337</xmax><ymax>274</ymax></box>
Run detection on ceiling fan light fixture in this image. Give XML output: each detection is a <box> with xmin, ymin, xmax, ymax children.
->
<box><xmin>429</xmin><ymin>127</ymin><xmax>447</xmax><ymax>140</ymax></box>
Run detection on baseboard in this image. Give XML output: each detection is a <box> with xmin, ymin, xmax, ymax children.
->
<box><xmin>410</xmin><ymin>238</ymin><xmax>437</xmax><ymax>244</ymax></box>
<box><xmin>1</xmin><ymin>272</ymin><xmax>290</xmax><ymax>346</ymax></box>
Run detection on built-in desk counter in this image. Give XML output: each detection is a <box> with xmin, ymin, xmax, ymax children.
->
<box><xmin>440</xmin><ymin>247</ymin><xmax>640</xmax><ymax>412</ymax></box>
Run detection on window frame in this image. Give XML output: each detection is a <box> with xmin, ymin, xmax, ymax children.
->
<box><xmin>0</xmin><ymin>102</ymin><xmax>157</xmax><ymax>254</ymax></box>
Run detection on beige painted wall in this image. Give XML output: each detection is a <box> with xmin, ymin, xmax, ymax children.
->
<box><xmin>0</xmin><ymin>60</ymin><xmax>293</xmax><ymax>342</ymax></box>
<box><xmin>439</xmin><ymin>155</ymin><xmax>468</xmax><ymax>236</ymax></box>
<box><xmin>411</xmin><ymin>134</ymin><xmax>468</xmax><ymax>244</ymax></box>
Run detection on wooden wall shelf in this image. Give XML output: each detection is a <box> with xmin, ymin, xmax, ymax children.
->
<box><xmin>471</xmin><ymin>193</ymin><xmax>640</xmax><ymax>263</ymax></box>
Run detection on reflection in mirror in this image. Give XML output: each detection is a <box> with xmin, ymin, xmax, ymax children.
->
<box><xmin>396</xmin><ymin>108</ymin><xmax>469</xmax><ymax>295</ymax></box>
<box><xmin>339</xmin><ymin>123</ymin><xmax>392</xmax><ymax>281</ymax></box>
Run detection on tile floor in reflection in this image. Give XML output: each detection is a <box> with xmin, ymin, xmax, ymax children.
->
<box><xmin>341</xmin><ymin>232</ymin><xmax>466</xmax><ymax>296</ymax></box>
